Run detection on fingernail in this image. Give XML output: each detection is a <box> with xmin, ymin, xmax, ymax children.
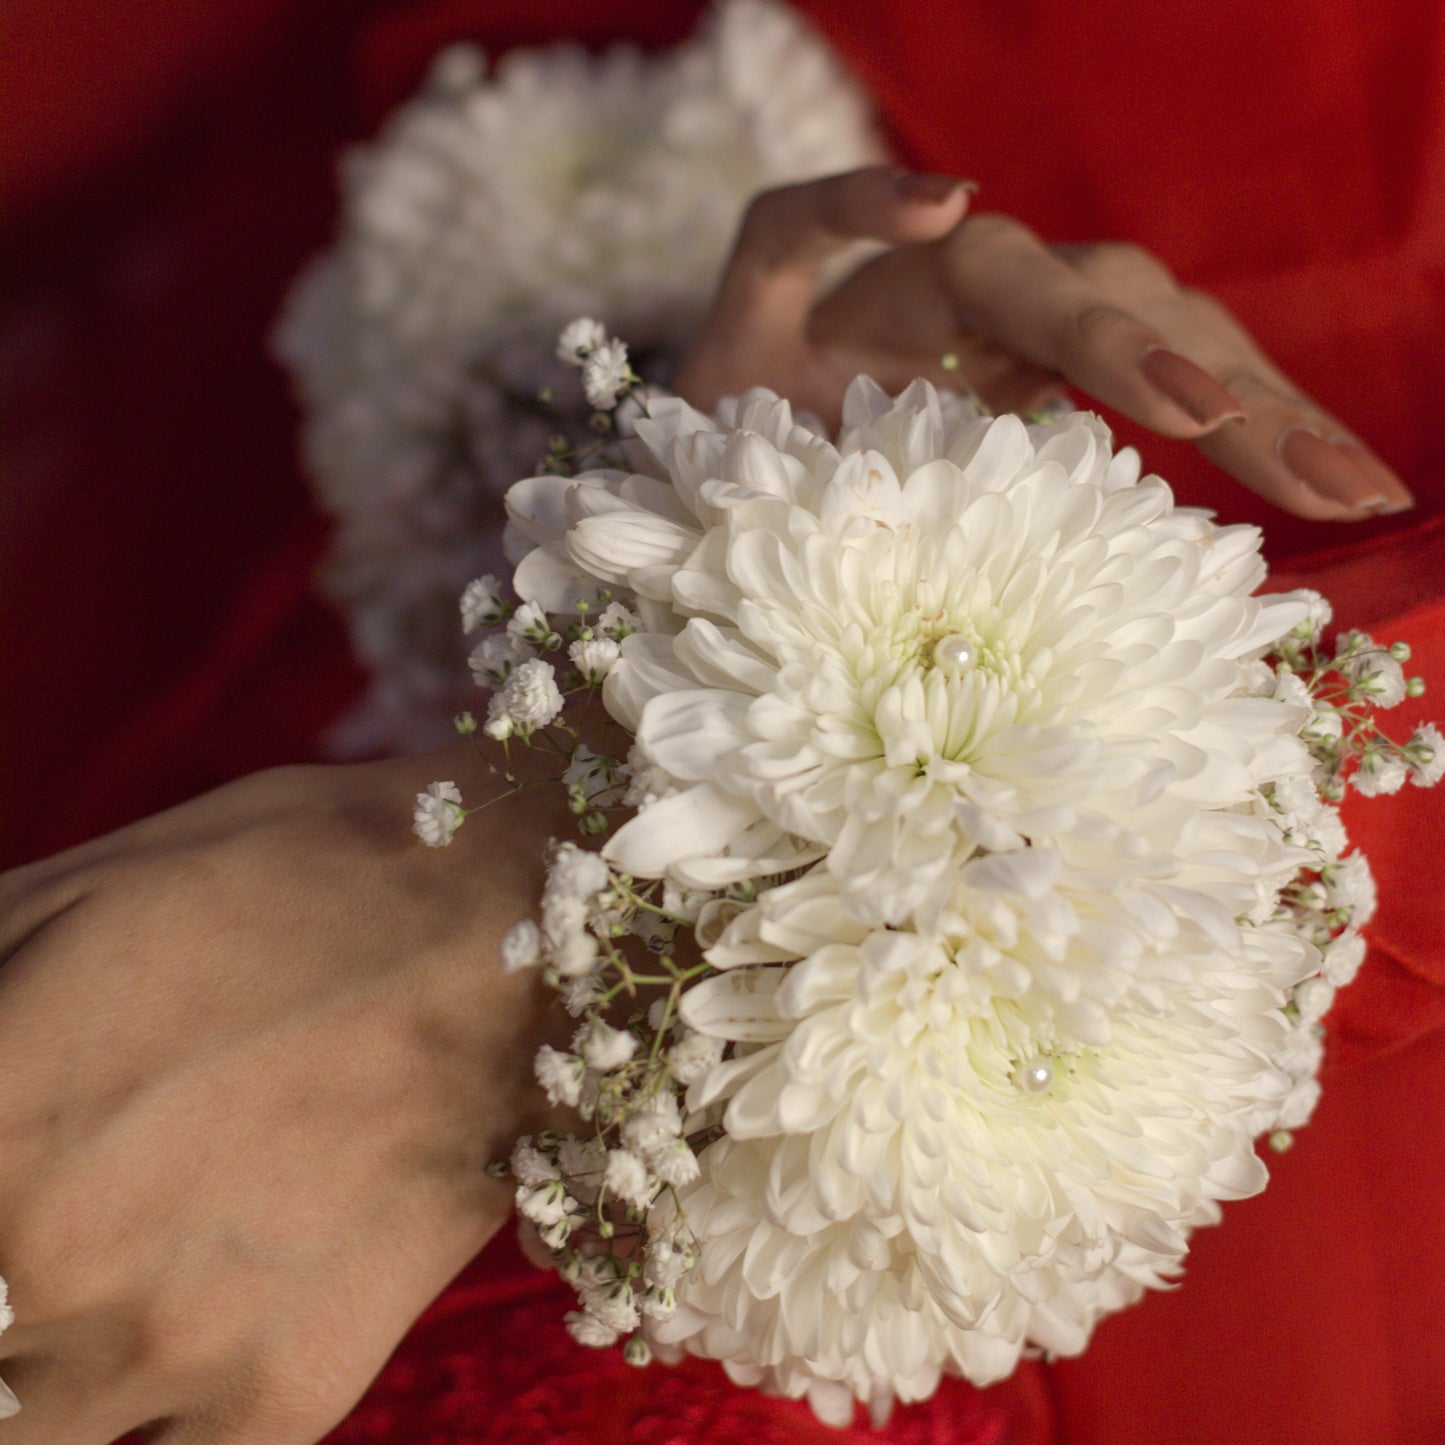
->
<box><xmin>893</xmin><ymin>171</ymin><xmax>972</xmax><ymax>204</ymax></box>
<box><xmin>1332</xmin><ymin>438</ymin><xmax>1414</xmax><ymax>513</ymax></box>
<box><xmin>1139</xmin><ymin>345</ymin><xmax>1247</xmax><ymax>428</ymax></box>
<box><xmin>1278</xmin><ymin>427</ymin><xmax>1392</xmax><ymax>512</ymax></box>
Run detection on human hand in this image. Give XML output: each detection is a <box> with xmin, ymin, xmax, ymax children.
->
<box><xmin>0</xmin><ymin>745</ymin><xmax>568</xmax><ymax>1443</ymax></box>
<box><xmin>675</xmin><ymin>166</ymin><xmax>1413</xmax><ymax>521</ymax></box>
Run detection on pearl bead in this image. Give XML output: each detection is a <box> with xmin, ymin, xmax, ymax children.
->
<box><xmin>1021</xmin><ymin>1057</ymin><xmax>1054</xmax><ymax>1093</ymax></box>
<box><xmin>932</xmin><ymin>633</ymin><xmax>976</xmax><ymax>674</ymax></box>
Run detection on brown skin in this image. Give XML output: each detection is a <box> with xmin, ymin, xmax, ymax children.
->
<box><xmin>0</xmin><ymin>744</ymin><xmax>569</xmax><ymax>1444</ymax></box>
<box><xmin>0</xmin><ymin>167</ymin><xmax>1409</xmax><ymax>1443</ymax></box>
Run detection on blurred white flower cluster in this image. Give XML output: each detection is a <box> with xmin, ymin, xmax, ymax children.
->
<box><xmin>274</xmin><ymin>0</ymin><xmax>880</xmax><ymax>756</ymax></box>
<box><xmin>437</xmin><ymin>328</ymin><xmax>1441</xmax><ymax>1427</ymax></box>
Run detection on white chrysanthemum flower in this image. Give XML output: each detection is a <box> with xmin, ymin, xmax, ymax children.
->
<box><xmin>507</xmin><ymin>378</ymin><xmax>1313</xmax><ymax>930</ymax></box>
<box><xmin>648</xmin><ymin>862</ymin><xmax>1315</xmax><ymax>1408</ymax></box>
<box><xmin>412</xmin><ymin>780</ymin><xmax>464</xmax><ymax>847</ymax></box>
<box><xmin>275</xmin><ymin>0</ymin><xmax>881</xmax><ymax>755</ymax></box>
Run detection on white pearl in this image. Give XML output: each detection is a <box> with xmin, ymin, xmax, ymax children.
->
<box><xmin>932</xmin><ymin>633</ymin><xmax>976</xmax><ymax>673</ymax></box>
<box><xmin>1021</xmin><ymin>1057</ymin><xmax>1053</xmax><ymax>1093</ymax></box>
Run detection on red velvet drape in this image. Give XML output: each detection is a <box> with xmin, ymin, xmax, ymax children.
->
<box><xmin>3</xmin><ymin>2</ymin><xmax>1443</xmax><ymax>1440</ymax></box>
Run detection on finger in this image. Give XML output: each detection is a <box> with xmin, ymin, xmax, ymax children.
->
<box><xmin>713</xmin><ymin>166</ymin><xmax>974</xmax><ymax>345</ymax></box>
<box><xmin>936</xmin><ymin>216</ymin><xmax>1245</xmax><ymax>437</ymax></box>
<box><xmin>1193</xmin><ymin>370</ymin><xmax>1414</xmax><ymax>519</ymax></box>
<box><xmin>1133</xmin><ymin>289</ymin><xmax>1417</xmax><ymax>517</ymax></box>
<box><xmin>1055</xmin><ymin>258</ymin><xmax>1416</xmax><ymax>518</ymax></box>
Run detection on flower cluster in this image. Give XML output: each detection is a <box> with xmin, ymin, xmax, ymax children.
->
<box><xmin>498</xmin><ymin>839</ymin><xmax>728</xmax><ymax>1345</ymax></box>
<box><xmin>1253</xmin><ymin>615</ymin><xmax>1437</xmax><ymax>1139</ymax></box>
<box><xmin>274</xmin><ymin>0</ymin><xmax>881</xmax><ymax>757</ymax></box>
<box><xmin>410</xmin><ymin>398</ymin><xmax>726</xmax><ymax>1341</ymax></box>
<box><xmin>419</xmin><ymin>323</ymin><xmax>1440</xmax><ymax>1426</ymax></box>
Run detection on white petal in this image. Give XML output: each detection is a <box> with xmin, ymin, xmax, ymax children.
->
<box><xmin>604</xmin><ymin>784</ymin><xmax>758</xmax><ymax>879</ymax></box>
<box><xmin>639</xmin><ymin>689</ymin><xmax>752</xmax><ymax>782</ymax></box>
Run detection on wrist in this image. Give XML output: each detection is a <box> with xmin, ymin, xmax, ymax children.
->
<box><xmin>369</xmin><ymin>738</ymin><xmax>578</xmax><ymax>1150</ymax></box>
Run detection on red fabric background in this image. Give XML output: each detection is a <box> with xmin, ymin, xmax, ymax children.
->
<box><xmin>3</xmin><ymin>1</ymin><xmax>1444</xmax><ymax>1440</ymax></box>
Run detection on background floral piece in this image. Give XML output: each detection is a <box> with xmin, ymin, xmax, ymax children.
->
<box><xmin>275</xmin><ymin>0</ymin><xmax>882</xmax><ymax>756</ymax></box>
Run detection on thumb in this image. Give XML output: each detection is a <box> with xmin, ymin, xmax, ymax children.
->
<box><xmin>709</xmin><ymin>166</ymin><xmax>973</xmax><ymax>352</ymax></box>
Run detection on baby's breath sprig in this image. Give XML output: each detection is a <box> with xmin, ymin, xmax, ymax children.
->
<box><xmin>537</xmin><ymin>318</ymin><xmax>650</xmax><ymax>476</ymax></box>
<box><xmin>413</xmin><ymin>581</ymin><xmax>642</xmax><ymax>844</ymax></box>
<box><xmin>419</xmin><ymin>333</ymin><xmax>727</xmax><ymax>1356</ymax></box>
<box><xmin>1252</xmin><ymin>596</ymin><xmax>1441</xmax><ymax>1149</ymax></box>
<box><xmin>1271</xmin><ymin>605</ymin><xmax>1435</xmax><ymax>801</ymax></box>
<box><xmin>496</xmin><ymin>840</ymin><xmax>724</xmax><ymax>1357</ymax></box>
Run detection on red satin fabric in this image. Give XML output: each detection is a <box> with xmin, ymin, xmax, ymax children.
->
<box><xmin>3</xmin><ymin>2</ymin><xmax>1444</xmax><ymax>1441</ymax></box>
